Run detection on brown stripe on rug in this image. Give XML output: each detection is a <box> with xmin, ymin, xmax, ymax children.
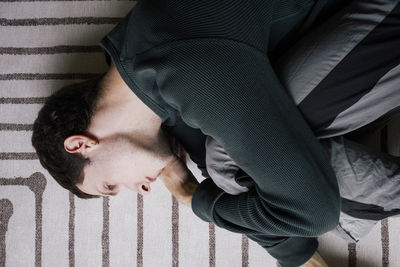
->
<box><xmin>381</xmin><ymin>218</ymin><xmax>389</xmax><ymax>267</ymax></box>
<box><xmin>348</xmin><ymin>242</ymin><xmax>356</xmax><ymax>267</ymax></box>
<box><xmin>69</xmin><ymin>192</ymin><xmax>75</xmax><ymax>267</ymax></box>
<box><xmin>0</xmin><ymin>97</ymin><xmax>47</xmax><ymax>104</ymax></box>
<box><xmin>0</xmin><ymin>123</ymin><xmax>33</xmax><ymax>131</ymax></box>
<box><xmin>242</xmin><ymin>234</ymin><xmax>249</xmax><ymax>267</ymax></box>
<box><xmin>209</xmin><ymin>223</ymin><xmax>215</xmax><ymax>267</ymax></box>
<box><xmin>0</xmin><ymin>152</ymin><xmax>37</xmax><ymax>160</ymax></box>
<box><xmin>102</xmin><ymin>197</ymin><xmax>110</xmax><ymax>267</ymax></box>
<box><xmin>137</xmin><ymin>193</ymin><xmax>143</xmax><ymax>267</ymax></box>
<box><xmin>0</xmin><ymin>73</ymin><xmax>102</xmax><ymax>80</ymax></box>
<box><xmin>172</xmin><ymin>196</ymin><xmax>179</xmax><ymax>267</ymax></box>
<box><xmin>0</xmin><ymin>17</ymin><xmax>122</xmax><ymax>26</ymax></box>
<box><xmin>0</xmin><ymin>199</ymin><xmax>12</xmax><ymax>267</ymax></box>
<box><xmin>0</xmin><ymin>46</ymin><xmax>102</xmax><ymax>55</ymax></box>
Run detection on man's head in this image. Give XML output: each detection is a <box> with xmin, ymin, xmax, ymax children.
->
<box><xmin>31</xmin><ymin>75</ymin><xmax>106</xmax><ymax>199</ymax></box>
<box><xmin>32</xmin><ymin>63</ymin><xmax>175</xmax><ymax>199</ymax></box>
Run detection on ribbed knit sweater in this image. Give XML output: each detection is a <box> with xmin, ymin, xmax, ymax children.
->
<box><xmin>99</xmin><ymin>1</ymin><xmax>345</xmax><ymax>266</ymax></box>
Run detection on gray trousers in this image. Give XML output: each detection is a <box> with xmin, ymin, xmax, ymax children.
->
<box><xmin>205</xmin><ymin>134</ymin><xmax>400</xmax><ymax>242</ymax></box>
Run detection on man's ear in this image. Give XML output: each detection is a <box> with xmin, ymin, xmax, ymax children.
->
<box><xmin>64</xmin><ymin>135</ymin><xmax>98</xmax><ymax>156</ymax></box>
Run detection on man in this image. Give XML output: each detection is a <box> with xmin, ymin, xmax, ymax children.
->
<box><xmin>32</xmin><ymin>1</ymin><xmax>353</xmax><ymax>266</ymax></box>
<box><xmin>33</xmin><ymin>58</ymin><xmax>330</xmax><ymax>267</ymax></box>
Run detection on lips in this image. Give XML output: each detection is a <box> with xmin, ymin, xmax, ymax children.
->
<box><xmin>146</xmin><ymin>176</ymin><xmax>157</xmax><ymax>183</ymax></box>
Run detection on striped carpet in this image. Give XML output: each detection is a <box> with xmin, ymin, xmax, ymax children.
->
<box><xmin>0</xmin><ymin>1</ymin><xmax>399</xmax><ymax>266</ymax></box>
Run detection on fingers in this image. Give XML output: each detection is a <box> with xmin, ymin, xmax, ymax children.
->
<box><xmin>299</xmin><ymin>251</ymin><xmax>329</xmax><ymax>267</ymax></box>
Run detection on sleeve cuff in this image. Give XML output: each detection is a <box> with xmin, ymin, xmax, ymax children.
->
<box><xmin>191</xmin><ymin>178</ymin><xmax>226</xmax><ymax>222</ymax></box>
<box><xmin>267</xmin><ymin>236</ymin><xmax>319</xmax><ymax>267</ymax></box>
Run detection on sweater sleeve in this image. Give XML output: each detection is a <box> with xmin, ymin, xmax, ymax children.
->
<box><xmin>144</xmin><ymin>38</ymin><xmax>341</xmax><ymax>266</ymax></box>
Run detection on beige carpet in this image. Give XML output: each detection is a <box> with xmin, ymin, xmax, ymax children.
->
<box><xmin>1</xmin><ymin>1</ymin><xmax>399</xmax><ymax>266</ymax></box>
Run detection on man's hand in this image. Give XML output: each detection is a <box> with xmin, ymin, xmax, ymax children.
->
<box><xmin>276</xmin><ymin>251</ymin><xmax>328</xmax><ymax>267</ymax></box>
<box><xmin>299</xmin><ymin>251</ymin><xmax>329</xmax><ymax>267</ymax></box>
<box><xmin>158</xmin><ymin>155</ymin><xmax>200</xmax><ymax>207</ymax></box>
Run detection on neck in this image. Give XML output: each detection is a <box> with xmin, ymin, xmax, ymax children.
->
<box><xmin>88</xmin><ymin>61</ymin><xmax>162</xmax><ymax>140</ymax></box>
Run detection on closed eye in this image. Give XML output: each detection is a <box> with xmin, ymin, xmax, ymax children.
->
<box><xmin>105</xmin><ymin>184</ymin><xmax>114</xmax><ymax>190</ymax></box>
<box><xmin>103</xmin><ymin>184</ymin><xmax>117</xmax><ymax>196</ymax></box>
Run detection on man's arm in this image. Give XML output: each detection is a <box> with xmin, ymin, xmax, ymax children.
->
<box><xmin>142</xmin><ymin>38</ymin><xmax>341</xmax><ymax>266</ymax></box>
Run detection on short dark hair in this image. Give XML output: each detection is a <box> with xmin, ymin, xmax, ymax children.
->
<box><xmin>31</xmin><ymin>74</ymin><xmax>107</xmax><ymax>199</ymax></box>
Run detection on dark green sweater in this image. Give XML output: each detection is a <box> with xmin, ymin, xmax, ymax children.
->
<box><xmin>99</xmin><ymin>1</ymin><xmax>344</xmax><ymax>266</ymax></box>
